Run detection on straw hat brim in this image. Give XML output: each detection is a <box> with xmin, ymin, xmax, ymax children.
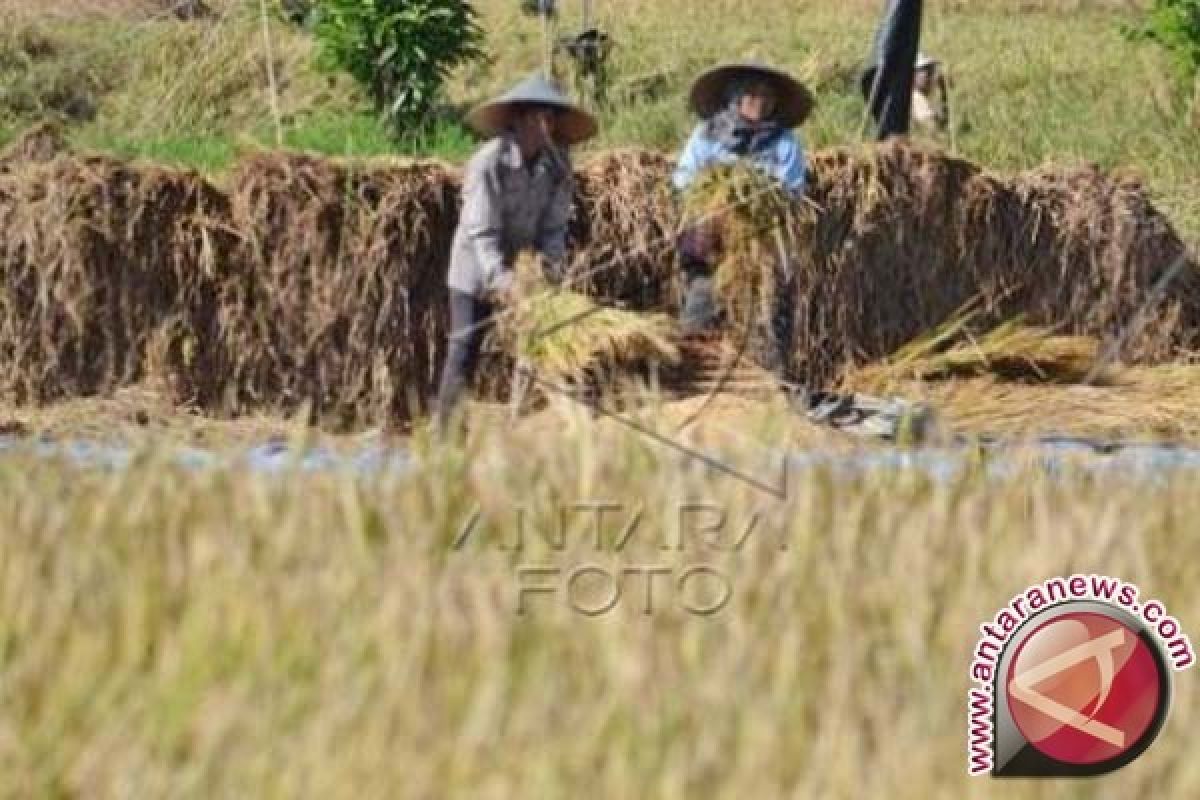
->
<box><xmin>465</xmin><ymin>100</ymin><xmax>598</xmax><ymax>146</ymax></box>
<box><xmin>688</xmin><ymin>63</ymin><xmax>815</xmax><ymax>128</ymax></box>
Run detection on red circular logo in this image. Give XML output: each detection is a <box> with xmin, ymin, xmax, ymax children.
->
<box><xmin>1005</xmin><ymin>611</ymin><xmax>1165</xmax><ymax>765</ymax></box>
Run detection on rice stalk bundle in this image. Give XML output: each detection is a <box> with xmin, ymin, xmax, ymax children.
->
<box><xmin>851</xmin><ymin>307</ymin><xmax>1103</xmax><ymax>391</ymax></box>
<box><xmin>0</xmin><ymin>154</ymin><xmax>234</xmax><ymax>404</ymax></box>
<box><xmin>680</xmin><ymin>162</ymin><xmax>816</xmax><ymax>368</ymax></box>
<box><xmin>183</xmin><ymin>153</ymin><xmax>460</xmax><ymax>428</ymax></box>
<box><xmin>926</xmin><ymin>322</ymin><xmax>1099</xmax><ymax>383</ymax></box>
<box><xmin>503</xmin><ymin>252</ymin><xmax>680</xmax><ymax>386</ymax></box>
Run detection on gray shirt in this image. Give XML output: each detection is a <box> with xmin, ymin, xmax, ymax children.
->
<box><xmin>446</xmin><ymin>134</ymin><xmax>574</xmax><ymax>295</ymax></box>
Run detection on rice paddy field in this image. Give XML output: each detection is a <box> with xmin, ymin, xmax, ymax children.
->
<box><xmin>0</xmin><ymin>0</ymin><xmax>1199</xmax><ymax>797</ymax></box>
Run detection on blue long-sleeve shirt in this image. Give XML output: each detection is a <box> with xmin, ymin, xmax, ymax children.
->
<box><xmin>672</xmin><ymin>124</ymin><xmax>808</xmax><ymax>196</ymax></box>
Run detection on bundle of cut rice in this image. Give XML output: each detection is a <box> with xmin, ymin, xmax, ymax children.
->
<box><xmin>679</xmin><ymin>163</ymin><xmax>817</xmax><ymax>373</ymax></box>
<box><xmin>850</xmin><ymin>307</ymin><xmax>1103</xmax><ymax>391</ymax></box>
<box><xmin>502</xmin><ymin>252</ymin><xmax>680</xmax><ymax>385</ymax></box>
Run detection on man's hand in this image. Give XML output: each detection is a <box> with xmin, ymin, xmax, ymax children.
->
<box><xmin>486</xmin><ymin>268</ymin><xmax>517</xmax><ymax>306</ymax></box>
<box><xmin>540</xmin><ymin>257</ymin><xmax>566</xmax><ymax>288</ymax></box>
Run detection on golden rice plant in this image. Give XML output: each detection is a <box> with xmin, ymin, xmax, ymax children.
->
<box><xmin>851</xmin><ymin>306</ymin><xmax>1103</xmax><ymax>391</ymax></box>
<box><xmin>680</xmin><ymin>163</ymin><xmax>810</xmax><ymax>332</ymax></box>
<box><xmin>501</xmin><ymin>252</ymin><xmax>680</xmax><ymax>384</ymax></box>
<box><xmin>4</xmin><ymin>417</ymin><xmax>1200</xmax><ymax>797</ymax></box>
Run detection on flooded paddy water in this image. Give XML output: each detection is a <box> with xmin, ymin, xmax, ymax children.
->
<box><xmin>6</xmin><ymin>427</ymin><xmax>1200</xmax><ymax>484</ymax></box>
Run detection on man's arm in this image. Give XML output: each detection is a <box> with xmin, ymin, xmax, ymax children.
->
<box><xmin>461</xmin><ymin>151</ymin><xmax>510</xmax><ymax>292</ymax></box>
<box><xmin>672</xmin><ymin>127</ymin><xmax>711</xmax><ymax>192</ymax></box>
<box><xmin>773</xmin><ymin>134</ymin><xmax>807</xmax><ymax>197</ymax></box>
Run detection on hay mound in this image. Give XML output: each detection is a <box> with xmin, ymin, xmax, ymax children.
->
<box><xmin>0</xmin><ymin>139</ymin><xmax>1193</xmax><ymax>431</ymax></box>
<box><xmin>503</xmin><ymin>252</ymin><xmax>680</xmax><ymax>385</ymax></box>
<box><xmin>850</xmin><ymin>312</ymin><xmax>1103</xmax><ymax>391</ymax></box>
<box><xmin>0</xmin><ymin>155</ymin><xmax>233</xmax><ymax>403</ymax></box>
<box><xmin>568</xmin><ymin>149</ymin><xmax>678</xmax><ymax>310</ymax></box>
<box><xmin>0</xmin><ymin>120</ymin><xmax>67</xmax><ymax>171</ymax></box>
<box><xmin>173</xmin><ymin>153</ymin><xmax>460</xmax><ymax>428</ymax></box>
<box><xmin>794</xmin><ymin>143</ymin><xmax>1196</xmax><ymax>384</ymax></box>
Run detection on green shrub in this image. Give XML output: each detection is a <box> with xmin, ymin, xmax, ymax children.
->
<box><xmin>313</xmin><ymin>0</ymin><xmax>485</xmax><ymax>134</ymax></box>
<box><xmin>1129</xmin><ymin>0</ymin><xmax>1200</xmax><ymax>80</ymax></box>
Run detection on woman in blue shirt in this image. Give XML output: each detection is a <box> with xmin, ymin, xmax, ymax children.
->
<box><xmin>673</xmin><ymin>62</ymin><xmax>813</xmax><ymax>382</ymax></box>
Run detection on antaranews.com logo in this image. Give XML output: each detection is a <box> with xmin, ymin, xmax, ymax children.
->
<box><xmin>967</xmin><ymin>574</ymin><xmax>1195</xmax><ymax>778</ymax></box>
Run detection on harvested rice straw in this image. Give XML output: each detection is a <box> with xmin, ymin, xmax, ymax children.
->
<box><xmin>681</xmin><ymin>164</ymin><xmax>813</xmax><ymax>338</ymax></box>
<box><xmin>0</xmin><ymin>136</ymin><xmax>1193</xmax><ymax>429</ymax></box>
<box><xmin>858</xmin><ymin>364</ymin><xmax>1200</xmax><ymax>442</ymax></box>
<box><xmin>208</xmin><ymin>153</ymin><xmax>459</xmax><ymax>426</ymax></box>
<box><xmin>0</xmin><ymin>120</ymin><xmax>66</xmax><ymax>171</ymax></box>
<box><xmin>502</xmin><ymin>252</ymin><xmax>681</xmax><ymax>385</ymax></box>
<box><xmin>569</xmin><ymin>149</ymin><xmax>677</xmax><ymax>310</ymax></box>
<box><xmin>849</xmin><ymin>309</ymin><xmax>1103</xmax><ymax>392</ymax></box>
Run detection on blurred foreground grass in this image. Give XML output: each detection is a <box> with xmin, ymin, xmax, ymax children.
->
<box><xmin>0</xmin><ymin>417</ymin><xmax>1198</xmax><ymax>798</ymax></box>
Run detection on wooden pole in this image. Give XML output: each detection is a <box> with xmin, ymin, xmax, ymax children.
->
<box><xmin>259</xmin><ymin>0</ymin><xmax>284</xmax><ymax>147</ymax></box>
<box><xmin>1192</xmin><ymin>72</ymin><xmax>1199</xmax><ymax>131</ymax></box>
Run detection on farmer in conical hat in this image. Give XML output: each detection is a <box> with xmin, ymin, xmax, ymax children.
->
<box><xmin>435</xmin><ymin>73</ymin><xmax>598</xmax><ymax>434</ymax></box>
<box><xmin>911</xmin><ymin>52</ymin><xmax>948</xmax><ymax>133</ymax></box>
<box><xmin>672</xmin><ymin>61</ymin><xmax>813</xmax><ymax>382</ymax></box>
<box><xmin>860</xmin><ymin>51</ymin><xmax>948</xmax><ymax>136</ymax></box>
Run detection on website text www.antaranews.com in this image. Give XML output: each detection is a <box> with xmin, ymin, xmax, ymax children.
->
<box><xmin>967</xmin><ymin>574</ymin><xmax>1195</xmax><ymax>776</ymax></box>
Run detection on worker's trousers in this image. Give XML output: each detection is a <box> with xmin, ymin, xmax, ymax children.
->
<box><xmin>434</xmin><ymin>289</ymin><xmax>496</xmax><ymax>433</ymax></box>
<box><xmin>678</xmin><ymin>231</ymin><xmax>797</xmax><ymax>381</ymax></box>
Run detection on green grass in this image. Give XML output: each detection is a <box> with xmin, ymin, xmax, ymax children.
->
<box><xmin>66</xmin><ymin>113</ymin><xmax>477</xmax><ymax>171</ymax></box>
<box><xmin>72</xmin><ymin>130</ymin><xmax>242</xmax><ymax>171</ymax></box>
<box><xmin>389</xmin><ymin>115</ymin><xmax>478</xmax><ymax>162</ymax></box>
<box><xmin>279</xmin><ymin>110</ymin><xmax>401</xmax><ymax>157</ymax></box>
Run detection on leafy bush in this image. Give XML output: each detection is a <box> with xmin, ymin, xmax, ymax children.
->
<box><xmin>1129</xmin><ymin>0</ymin><xmax>1200</xmax><ymax>80</ymax></box>
<box><xmin>314</xmin><ymin>0</ymin><xmax>485</xmax><ymax>133</ymax></box>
